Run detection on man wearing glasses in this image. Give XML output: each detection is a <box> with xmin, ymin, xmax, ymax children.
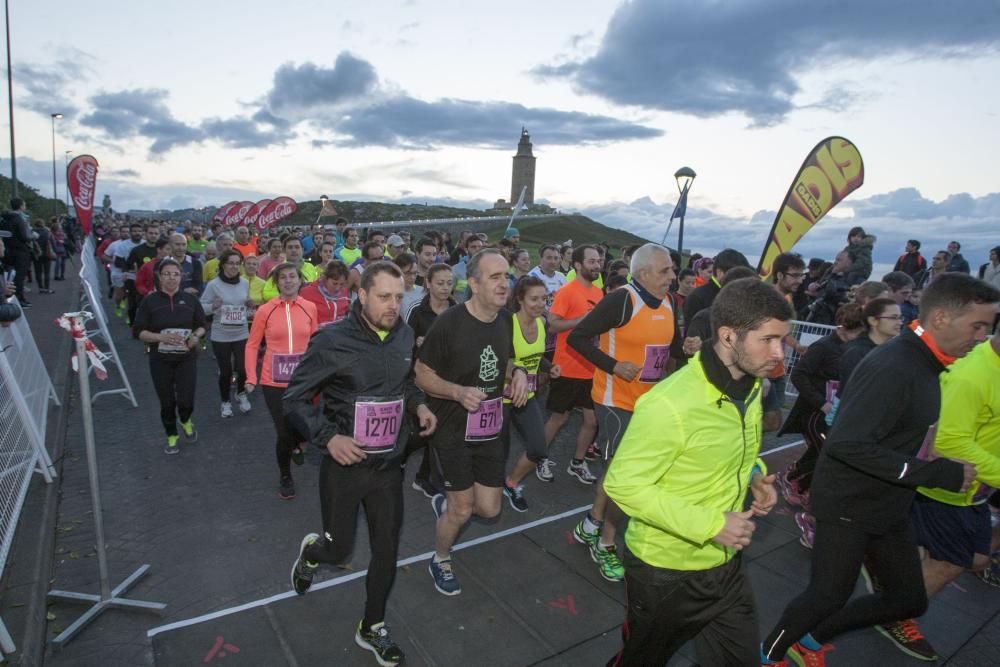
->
<box><xmin>763</xmin><ymin>253</ymin><xmax>809</xmax><ymax>432</ymax></box>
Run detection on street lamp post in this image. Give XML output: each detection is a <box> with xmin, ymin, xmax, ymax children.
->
<box><xmin>673</xmin><ymin>166</ymin><xmax>696</xmax><ymax>263</ymax></box>
<box><xmin>5</xmin><ymin>0</ymin><xmax>16</xmax><ymax>196</ymax></box>
<box><xmin>51</xmin><ymin>113</ymin><xmax>63</xmax><ymax>202</ymax></box>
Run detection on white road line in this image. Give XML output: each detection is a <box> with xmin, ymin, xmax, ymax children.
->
<box><xmin>759</xmin><ymin>439</ymin><xmax>805</xmax><ymax>457</ymax></box>
<box><xmin>146</xmin><ymin>503</ymin><xmax>592</xmax><ymax>638</ymax></box>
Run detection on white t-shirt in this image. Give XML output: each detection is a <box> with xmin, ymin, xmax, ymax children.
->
<box><xmin>110</xmin><ymin>239</ymin><xmax>142</xmax><ymax>276</ymax></box>
<box><xmin>528</xmin><ymin>266</ymin><xmax>567</xmax><ymax>309</ymax></box>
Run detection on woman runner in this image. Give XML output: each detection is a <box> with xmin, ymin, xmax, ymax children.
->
<box><xmin>502</xmin><ymin>276</ymin><xmax>560</xmax><ymax>512</ymax></box>
<box><xmin>200</xmin><ymin>250</ymin><xmax>255</xmax><ymax>418</ymax></box>
<box><xmin>245</xmin><ymin>263</ymin><xmax>319</xmax><ymax>499</ymax></box>
<box><xmin>132</xmin><ymin>258</ymin><xmax>208</xmax><ymax>454</ymax></box>
<box><xmin>300</xmin><ymin>259</ymin><xmax>351</xmax><ymax>326</ymax></box>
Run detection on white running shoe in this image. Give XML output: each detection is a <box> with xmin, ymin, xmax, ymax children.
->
<box><xmin>236</xmin><ymin>392</ymin><xmax>252</xmax><ymax>414</ymax></box>
<box><xmin>221</xmin><ymin>401</ymin><xmax>234</xmax><ymax>418</ymax></box>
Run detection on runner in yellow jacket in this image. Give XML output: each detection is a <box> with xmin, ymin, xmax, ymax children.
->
<box><xmin>604</xmin><ymin>276</ymin><xmax>791</xmax><ymax>667</ymax></box>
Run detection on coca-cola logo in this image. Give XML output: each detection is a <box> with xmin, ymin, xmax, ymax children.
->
<box><xmin>224</xmin><ymin>201</ymin><xmax>254</xmax><ymax>227</ymax></box>
<box><xmin>213</xmin><ymin>200</ymin><xmax>240</xmax><ymax>223</ymax></box>
<box><xmin>67</xmin><ymin>155</ymin><xmax>100</xmax><ymax>234</ymax></box>
<box><xmin>244</xmin><ymin>199</ymin><xmax>272</xmax><ymax>228</ymax></box>
<box><xmin>256</xmin><ymin>196</ymin><xmax>298</xmax><ymax>229</ymax></box>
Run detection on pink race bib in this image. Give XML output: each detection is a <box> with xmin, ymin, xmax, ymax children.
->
<box><xmin>465</xmin><ymin>397</ymin><xmax>503</xmax><ymax>441</ymax></box>
<box><xmin>639</xmin><ymin>344</ymin><xmax>670</xmax><ymax>383</ymax></box>
<box><xmin>353</xmin><ymin>399</ymin><xmax>404</xmax><ymax>453</ymax></box>
<box><xmin>271</xmin><ymin>353</ymin><xmax>302</xmax><ymax>383</ymax></box>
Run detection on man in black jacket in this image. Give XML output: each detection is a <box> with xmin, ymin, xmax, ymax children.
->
<box><xmin>0</xmin><ymin>198</ymin><xmax>34</xmax><ymax>307</ymax></box>
<box><xmin>762</xmin><ymin>273</ymin><xmax>998</xmax><ymax>666</ymax></box>
<box><xmin>681</xmin><ymin>248</ymin><xmax>750</xmax><ymax>324</ymax></box>
<box><xmin>285</xmin><ymin>261</ymin><xmax>437</xmax><ymax>667</ymax></box>
<box><xmin>0</xmin><ymin>230</ymin><xmax>22</xmax><ymax>325</ymax></box>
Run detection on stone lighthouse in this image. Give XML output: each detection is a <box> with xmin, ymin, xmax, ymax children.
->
<box><xmin>510</xmin><ymin>127</ymin><xmax>536</xmax><ymax>206</ymax></box>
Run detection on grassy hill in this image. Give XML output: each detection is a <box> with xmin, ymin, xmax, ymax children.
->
<box><xmin>0</xmin><ymin>174</ymin><xmax>68</xmax><ymax>220</ymax></box>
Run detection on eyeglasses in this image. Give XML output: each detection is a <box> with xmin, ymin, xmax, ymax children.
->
<box><xmin>877</xmin><ymin>315</ymin><xmax>902</xmax><ymax>321</ymax></box>
<box><xmin>783</xmin><ymin>272</ymin><xmax>805</xmax><ymax>278</ymax></box>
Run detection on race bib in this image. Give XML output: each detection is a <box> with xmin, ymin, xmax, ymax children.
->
<box><xmin>503</xmin><ymin>373</ymin><xmax>538</xmax><ymax>399</ymax></box>
<box><xmin>271</xmin><ymin>353</ymin><xmax>302</xmax><ymax>383</ymax></box>
<box><xmin>639</xmin><ymin>344</ymin><xmax>670</xmax><ymax>382</ymax></box>
<box><xmin>157</xmin><ymin>328</ymin><xmax>191</xmax><ymax>354</ymax></box>
<box><xmin>220</xmin><ymin>304</ymin><xmax>246</xmax><ymax>326</ymax></box>
<box><xmin>465</xmin><ymin>397</ymin><xmax>503</xmax><ymax>441</ymax></box>
<box><xmin>353</xmin><ymin>398</ymin><xmax>405</xmax><ymax>453</ymax></box>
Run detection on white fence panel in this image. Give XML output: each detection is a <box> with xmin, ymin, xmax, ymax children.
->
<box><xmin>783</xmin><ymin>319</ymin><xmax>838</xmax><ymax>399</ymax></box>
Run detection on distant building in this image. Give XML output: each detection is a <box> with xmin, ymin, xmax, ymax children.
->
<box><xmin>511</xmin><ymin>127</ymin><xmax>536</xmax><ymax>206</ymax></box>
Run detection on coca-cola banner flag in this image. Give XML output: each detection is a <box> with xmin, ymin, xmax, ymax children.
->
<box><xmin>223</xmin><ymin>200</ymin><xmax>255</xmax><ymax>227</ymax></box>
<box><xmin>243</xmin><ymin>199</ymin><xmax>272</xmax><ymax>229</ymax></box>
<box><xmin>67</xmin><ymin>155</ymin><xmax>99</xmax><ymax>235</ymax></box>
<box><xmin>212</xmin><ymin>200</ymin><xmax>240</xmax><ymax>223</ymax></box>
<box><xmin>256</xmin><ymin>196</ymin><xmax>297</xmax><ymax>229</ymax></box>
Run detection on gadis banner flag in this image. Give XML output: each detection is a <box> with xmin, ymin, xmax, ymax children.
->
<box><xmin>757</xmin><ymin>137</ymin><xmax>864</xmax><ymax>279</ymax></box>
<box><xmin>67</xmin><ymin>155</ymin><xmax>99</xmax><ymax>235</ymax></box>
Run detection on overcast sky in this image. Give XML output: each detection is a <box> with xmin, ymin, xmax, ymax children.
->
<box><xmin>5</xmin><ymin>0</ymin><xmax>1000</xmax><ymax>270</ymax></box>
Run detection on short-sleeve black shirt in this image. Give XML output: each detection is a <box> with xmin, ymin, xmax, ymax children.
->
<box><xmin>419</xmin><ymin>304</ymin><xmax>513</xmax><ymax>444</ymax></box>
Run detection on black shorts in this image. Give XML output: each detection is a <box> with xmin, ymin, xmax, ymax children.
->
<box><xmin>546</xmin><ymin>376</ymin><xmax>594</xmax><ymax>413</ymax></box>
<box><xmin>429</xmin><ymin>437</ymin><xmax>506</xmax><ymax>493</ymax></box>
<box><xmin>595</xmin><ymin>404</ymin><xmax>632</xmax><ymax>458</ymax></box>
<box><xmin>911</xmin><ymin>494</ymin><xmax>992</xmax><ymax>569</ymax></box>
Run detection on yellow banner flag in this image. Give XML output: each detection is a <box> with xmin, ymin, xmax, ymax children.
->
<box><xmin>758</xmin><ymin>137</ymin><xmax>864</xmax><ymax>278</ymax></box>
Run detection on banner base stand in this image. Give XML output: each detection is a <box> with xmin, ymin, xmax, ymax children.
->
<box><xmin>47</xmin><ymin>564</ymin><xmax>165</xmax><ymax>649</ymax></box>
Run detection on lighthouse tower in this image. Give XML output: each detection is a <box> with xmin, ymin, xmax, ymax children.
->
<box><xmin>510</xmin><ymin>127</ymin><xmax>536</xmax><ymax>206</ymax></box>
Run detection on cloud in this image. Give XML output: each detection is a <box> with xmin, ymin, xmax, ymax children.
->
<box><xmin>325</xmin><ymin>97</ymin><xmax>662</xmax><ymax>149</ymax></box>
<box><xmin>80</xmin><ymin>88</ymin><xmax>204</xmax><ymax>153</ymax></box>
<box><xmin>578</xmin><ymin>188</ymin><xmax>999</xmax><ymax>274</ymax></box>
<box><xmin>266</xmin><ymin>53</ymin><xmax>378</xmax><ymax>113</ymax></box>
<box><xmin>535</xmin><ymin>0</ymin><xmax>1000</xmax><ymax>126</ymax></box>
<box><xmin>9</xmin><ymin>49</ymin><xmax>96</xmax><ymax>119</ymax></box>
<box><xmin>199</xmin><ymin>116</ymin><xmax>295</xmax><ymax>149</ymax></box>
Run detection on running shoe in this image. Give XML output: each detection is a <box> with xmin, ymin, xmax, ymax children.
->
<box><xmin>787</xmin><ymin>641</ymin><xmax>833</xmax><ymax>667</ymax></box>
<box><xmin>431</xmin><ymin>493</ymin><xmax>447</xmax><ymax>520</ymax></box>
<box><xmin>573</xmin><ymin>519</ymin><xmax>600</xmax><ymax>550</ymax></box>
<box><xmin>180</xmin><ymin>419</ymin><xmax>197</xmax><ymax>442</ymax></box>
<box><xmin>164</xmin><ymin>435</ymin><xmax>179</xmax><ymax>455</ymax></box>
<box><xmin>875</xmin><ymin>619</ymin><xmax>937</xmax><ymax>661</ymax></box>
<box><xmin>355</xmin><ymin>620</ymin><xmax>404</xmax><ymax>667</ymax></box>
<box><xmin>291</xmin><ymin>447</ymin><xmax>305</xmax><ymax>466</ymax></box>
<box><xmin>221</xmin><ymin>401</ymin><xmax>234</xmax><ymax>419</ymax></box>
<box><xmin>794</xmin><ymin>511</ymin><xmax>816</xmax><ymax>549</ymax></box>
<box><xmin>503</xmin><ymin>483</ymin><xmax>528</xmax><ymax>513</ymax></box>
<box><xmin>411</xmin><ymin>478</ymin><xmax>435</xmax><ymax>499</ymax></box>
<box><xmin>535</xmin><ymin>457</ymin><xmax>556</xmax><ymax>482</ymax></box>
<box><xmin>776</xmin><ymin>471</ymin><xmax>806</xmax><ymax>507</ymax></box>
<box><xmin>584</xmin><ymin>441</ymin><xmax>601</xmax><ymax>461</ymax></box>
<box><xmin>429</xmin><ymin>557</ymin><xmax>461</xmax><ymax>596</ymax></box>
<box><xmin>290</xmin><ymin>533</ymin><xmax>319</xmax><ymax>595</ymax></box>
<box><xmin>860</xmin><ymin>555</ymin><xmax>883</xmax><ymax>594</ymax></box>
<box><xmin>977</xmin><ymin>556</ymin><xmax>1000</xmax><ymax>588</ymax></box>
<box><xmin>591</xmin><ymin>543</ymin><xmax>624</xmax><ymax>582</ymax></box>
<box><xmin>236</xmin><ymin>392</ymin><xmax>252</xmax><ymax>414</ymax></box>
<box><xmin>567</xmin><ymin>459</ymin><xmax>597</xmax><ymax>484</ymax></box>
<box><xmin>279</xmin><ymin>475</ymin><xmax>296</xmax><ymax>500</ymax></box>
<box><xmin>115</xmin><ymin>304</ymin><xmax>124</xmax><ymax>318</ymax></box>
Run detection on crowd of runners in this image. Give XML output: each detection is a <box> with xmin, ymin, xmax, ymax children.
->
<box><xmin>41</xmin><ymin>208</ymin><xmax>1000</xmax><ymax>667</ymax></box>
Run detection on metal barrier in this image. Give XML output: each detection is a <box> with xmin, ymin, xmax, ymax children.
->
<box><xmin>0</xmin><ymin>300</ymin><xmax>61</xmax><ymax>658</ymax></box>
<box><xmin>783</xmin><ymin>319</ymin><xmax>838</xmax><ymax>399</ymax></box>
<box><xmin>78</xmin><ymin>238</ymin><xmax>137</xmax><ymax>407</ymax></box>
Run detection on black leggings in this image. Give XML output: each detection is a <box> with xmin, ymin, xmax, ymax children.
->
<box><xmin>787</xmin><ymin>411</ymin><xmax>827</xmax><ymax>493</ymax></box>
<box><xmin>148</xmin><ymin>352</ymin><xmax>197</xmax><ymax>437</ymax></box>
<box><xmin>211</xmin><ymin>339</ymin><xmax>247</xmax><ymax>402</ymax></box>
<box><xmin>262</xmin><ymin>384</ymin><xmax>298</xmax><ymax>477</ymax></box>
<box><xmin>503</xmin><ymin>398</ymin><xmax>548</xmax><ymax>463</ymax></box>
<box><xmin>32</xmin><ymin>257</ymin><xmax>51</xmax><ymax>290</ymax></box>
<box><xmin>762</xmin><ymin>518</ymin><xmax>927</xmax><ymax>660</ymax></box>
<box><xmin>304</xmin><ymin>458</ymin><xmax>403</xmax><ymax>628</ymax></box>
